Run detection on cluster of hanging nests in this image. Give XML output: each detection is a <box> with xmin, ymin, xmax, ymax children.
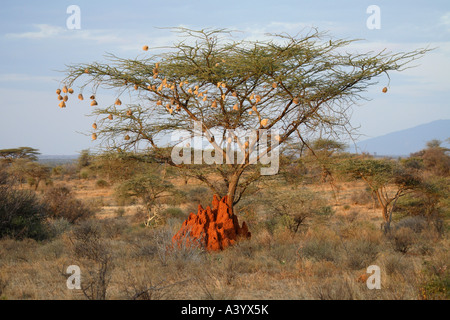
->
<box><xmin>56</xmin><ymin>44</ymin><xmax>389</xmax><ymax>143</ymax></box>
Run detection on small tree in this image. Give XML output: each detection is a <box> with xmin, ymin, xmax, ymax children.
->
<box><xmin>59</xmin><ymin>28</ymin><xmax>428</xmax><ymax>214</ymax></box>
<box><xmin>0</xmin><ymin>147</ymin><xmax>40</xmax><ymax>164</ymax></box>
<box><xmin>338</xmin><ymin>158</ymin><xmax>421</xmax><ymax>231</ymax></box>
<box><xmin>9</xmin><ymin>159</ymin><xmax>51</xmax><ymax>190</ymax></box>
<box><xmin>267</xmin><ymin>188</ymin><xmax>325</xmax><ymax>235</ymax></box>
<box><xmin>43</xmin><ymin>186</ymin><xmax>94</xmax><ymax>223</ymax></box>
<box><xmin>77</xmin><ymin>149</ymin><xmax>92</xmax><ymax>169</ymax></box>
<box><xmin>116</xmin><ymin>172</ymin><xmax>175</xmax><ymax>226</ymax></box>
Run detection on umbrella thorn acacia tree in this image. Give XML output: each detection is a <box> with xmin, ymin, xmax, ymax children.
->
<box><xmin>59</xmin><ymin>28</ymin><xmax>428</xmax><ymax>214</ymax></box>
<box><xmin>336</xmin><ymin>157</ymin><xmax>422</xmax><ymax>232</ymax></box>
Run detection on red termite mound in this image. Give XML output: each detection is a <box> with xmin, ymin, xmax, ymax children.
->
<box><xmin>172</xmin><ymin>195</ymin><xmax>251</xmax><ymax>251</ymax></box>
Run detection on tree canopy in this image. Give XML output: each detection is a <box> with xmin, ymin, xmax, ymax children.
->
<box><xmin>59</xmin><ymin>27</ymin><xmax>428</xmax><ymax>211</ymax></box>
<box><xmin>0</xmin><ymin>147</ymin><xmax>40</xmax><ymax>163</ymax></box>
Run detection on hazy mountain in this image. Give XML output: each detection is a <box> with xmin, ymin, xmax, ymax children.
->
<box><xmin>355</xmin><ymin>119</ymin><xmax>450</xmax><ymax>157</ymax></box>
<box><xmin>37</xmin><ymin>154</ymin><xmax>78</xmax><ymax>165</ymax></box>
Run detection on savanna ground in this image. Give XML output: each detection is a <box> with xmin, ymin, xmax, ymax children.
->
<box><xmin>0</xmin><ymin>145</ymin><xmax>449</xmax><ymax>300</ymax></box>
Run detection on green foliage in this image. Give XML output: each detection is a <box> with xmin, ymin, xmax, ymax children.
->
<box><xmin>310</xmin><ymin>138</ymin><xmax>347</xmax><ymax>156</ymax></box>
<box><xmin>337</xmin><ymin>158</ymin><xmax>397</xmax><ymax>188</ymax></box>
<box><xmin>90</xmin><ymin>151</ymin><xmax>154</xmax><ymax>183</ymax></box>
<box><xmin>116</xmin><ymin>172</ymin><xmax>174</xmax><ymax>210</ymax></box>
<box><xmin>421</xmin><ymin>273</ymin><xmax>450</xmax><ymax>300</ymax></box>
<box><xmin>0</xmin><ymin>185</ymin><xmax>49</xmax><ymax>240</ymax></box>
<box><xmin>9</xmin><ymin>159</ymin><xmax>51</xmax><ymax>190</ymax></box>
<box><xmin>0</xmin><ymin>147</ymin><xmax>40</xmax><ymax>164</ymax></box>
<box><xmin>411</xmin><ymin>139</ymin><xmax>450</xmax><ymax>176</ymax></box>
<box><xmin>60</xmin><ymin>27</ymin><xmax>428</xmax><ymax>209</ymax></box>
<box><xmin>300</xmin><ymin>238</ymin><xmax>340</xmax><ymax>262</ymax></box>
<box><xmin>186</xmin><ymin>186</ymin><xmax>214</xmax><ymax>207</ymax></box>
<box><xmin>80</xmin><ymin>168</ymin><xmax>90</xmax><ymax>179</ymax></box>
<box><xmin>266</xmin><ymin>188</ymin><xmax>326</xmax><ymax>234</ymax></box>
<box><xmin>77</xmin><ymin>149</ymin><xmax>92</xmax><ymax>169</ymax></box>
<box><xmin>316</xmin><ymin>206</ymin><xmax>335</xmax><ymax>216</ymax></box>
<box><xmin>96</xmin><ymin>179</ymin><xmax>109</xmax><ymax>188</ymax></box>
<box><xmin>343</xmin><ymin>240</ymin><xmax>380</xmax><ymax>270</ymax></box>
<box><xmin>395</xmin><ymin>177</ymin><xmax>448</xmax><ymax>218</ymax></box>
<box><xmin>421</xmin><ymin>254</ymin><xmax>450</xmax><ymax>300</ymax></box>
<box><xmin>162</xmin><ymin>207</ymin><xmax>186</xmax><ymax>220</ymax></box>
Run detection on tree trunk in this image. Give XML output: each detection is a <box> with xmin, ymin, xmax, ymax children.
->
<box><xmin>381</xmin><ymin>205</ymin><xmax>389</xmax><ymax>222</ymax></box>
<box><xmin>226</xmin><ymin>171</ymin><xmax>243</xmax><ymax>215</ymax></box>
<box><xmin>34</xmin><ymin>179</ymin><xmax>40</xmax><ymax>191</ymax></box>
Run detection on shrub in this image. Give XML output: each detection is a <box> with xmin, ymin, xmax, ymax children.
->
<box><xmin>343</xmin><ymin>240</ymin><xmax>380</xmax><ymax>270</ymax></box>
<box><xmin>350</xmin><ymin>188</ymin><xmax>375</xmax><ymax>206</ymax></box>
<box><xmin>0</xmin><ymin>165</ymin><xmax>9</xmax><ymax>185</ymax></box>
<box><xmin>47</xmin><ymin>218</ymin><xmax>72</xmax><ymax>237</ymax></box>
<box><xmin>266</xmin><ymin>188</ymin><xmax>325</xmax><ymax>234</ymax></box>
<box><xmin>0</xmin><ymin>185</ymin><xmax>48</xmax><ymax>240</ymax></box>
<box><xmin>394</xmin><ymin>216</ymin><xmax>427</xmax><ymax>233</ymax></box>
<box><xmin>309</xmin><ymin>278</ymin><xmax>357</xmax><ymax>300</ymax></box>
<box><xmin>187</xmin><ymin>187</ymin><xmax>213</xmax><ymax>208</ymax></box>
<box><xmin>420</xmin><ymin>250</ymin><xmax>450</xmax><ymax>299</ymax></box>
<box><xmin>115</xmin><ymin>207</ymin><xmax>125</xmax><ymax>218</ymax></box>
<box><xmin>70</xmin><ymin>220</ymin><xmax>114</xmax><ymax>300</ymax></box>
<box><xmin>389</xmin><ymin>227</ymin><xmax>416</xmax><ymax>254</ymax></box>
<box><xmin>162</xmin><ymin>207</ymin><xmax>186</xmax><ymax>220</ymax></box>
<box><xmin>80</xmin><ymin>168</ymin><xmax>90</xmax><ymax>179</ymax></box>
<box><xmin>299</xmin><ymin>238</ymin><xmax>340</xmax><ymax>262</ymax></box>
<box><xmin>43</xmin><ymin>186</ymin><xmax>93</xmax><ymax>223</ymax></box>
<box><xmin>96</xmin><ymin>179</ymin><xmax>109</xmax><ymax>188</ymax></box>
<box><xmin>316</xmin><ymin>205</ymin><xmax>334</xmax><ymax>217</ymax></box>
<box><xmin>383</xmin><ymin>253</ymin><xmax>408</xmax><ymax>276</ymax></box>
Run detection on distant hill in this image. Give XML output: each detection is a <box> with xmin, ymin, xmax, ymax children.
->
<box><xmin>37</xmin><ymin>154</ymin><xmax>78</xmax><ymax>166</ymax></box>
<box><xmin>354</xmin><ymin>120</ymin><xmax>450</xmax><ymax>157</ymax></box>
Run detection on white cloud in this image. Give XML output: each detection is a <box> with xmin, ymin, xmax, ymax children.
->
<box><xmin>0</xmin><ymin>73</ymin><xmax>55</xmax><ymax>83</ymax></box>
<box><xmin>5</xmin><ymin>24</ymin><xmax>124</xmax><ymax>44</ymax></box>
<box><xmin>6</xmin><ymin>24</ymin><xmax>65</xmax><ymax>39</ymax></box>
<box><xmin>4</xmin><ymin>24</ymin><xmax>183</xmax><ymax>52</ymax></box>
<box><xmin>441</xmin><ymin>12</ymin><xmax>450</xmax><ymax>29</ymax></box>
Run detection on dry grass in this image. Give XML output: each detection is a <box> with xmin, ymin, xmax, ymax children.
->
<box><xmin>0</xmin><ymin>174</ymin><xmax>448</xmax><ymax>300</ymax></box>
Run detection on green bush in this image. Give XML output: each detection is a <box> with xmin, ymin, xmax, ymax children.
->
<box><xmin>162</xmin><ymin>207</ymin><xmax>186</xmax><ymax>220</ymax></box>
<box><xmin>316</xmin><ymin>206</ymin><xmax>335</xmax><ymax>216</ymax></box>
<box><xmin>299</xmin><ymin>238</ymin><xmax>340</xmax><ymax>262</ymax></box>
<box><xmin>80</xmin><ymin>168</ymin><xmax>90</xmax><ymax>179</ymax></box>
<box><xmin>96</xmin><ymin>179</ymin><xmax>109</xmax><ymax>188</ymax></box>
<box><xmin>187</xmin><ymin>187</ymin><xmax>213</xmax><ymax>207</ymax></box>
<box><xmin>343</xmin><ymin>240</ymin><xmax>379</xmax><ymax>270</ymax></box>
<box><xmin>0</xmin><ymin>185</ymin><xmax>49</xmax><ymax>240</ymax></box>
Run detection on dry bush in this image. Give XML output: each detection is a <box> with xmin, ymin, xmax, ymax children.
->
<box><xmin>350</xmin><ymin>188</ymin><xmax>376</xmax><ymax>206</ymax></box>
<box><xmin>388</xmin><ymin>227</ymin><xmax>417</xmax><ymax>254</ymax></box>
<box><xmin>69</xmin><ymin>221</ymin><xmax>114</xmax><ymax>300</ymax></box>
<box><xmin>299</xmin><ymin>238</ymin><xmax>340</xmax><ymax>263</ymax></box>
<box><xmin>298</xmin><ymin>227</ymin><xmax>342</xmax><ymax>263</ymax></box>
<box><xmin>342</xmin><ymin>210</ymin><xmax>359</xmax><ymax>223</ymax></box>
<box><xmin>382</xmin><ymin>253</ymin><xmax>410</xmax><ymax>276</ymax></box>
<box><xmin>121</xmin><ymin>269</ymin><xmax>185</xmax><ymax>300</ymax></box>
<box><xmin>394</xmin><ymin>216</ymin><xmax>427</xmax><ymax>233</ymax></box>
<box><xmin>309</xmin><ymin>277</ymin><xmax>359</xmax><ymax>300</ymax></box>
<box><xmin>185</xmin><ymin>186</ymin><xmax>214</xmax><ymax>208</ymax></box>
<box><xmin>43</xmin><ymin>186</ymin><xmax>93</xmax><ymax>223</ymax></box>
<box><xmin>192</xmin><ymin>268</ymin><xmax>236</xmax><ymax>300</ymax></box>
<box><xmin>0</xmin><ymin>272</ymin><xmax>9</xmax><ymax>298</ymax></box>
<box><xmin>152</xmin><ymin>226</ymin><xmax>205</xmax><ymax>269</ymax></box>
<box><xmin>342</xmin><ymin>239</ymin><xmax>380</xmax><ymax>270</ymax></box>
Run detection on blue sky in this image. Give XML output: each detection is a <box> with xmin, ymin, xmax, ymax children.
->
<box><xmin>0</xmin><ymin>0</ymin><xmax>449</xmax><ymax>155</ymax></box>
